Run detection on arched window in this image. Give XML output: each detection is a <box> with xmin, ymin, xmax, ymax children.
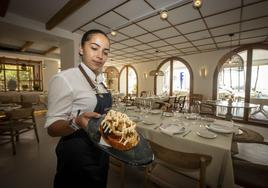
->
<box><xmin>214</xmin><ymin>44</ymin><xmax>268</xmax><ymax>123</ymax></box>
<box><xmin>103</xmin><ymin>66</ymin><xmax>119</xmax><ymax>92</ymax></box>
<box><xmin>217</xmin><ymin>52</ymin><xmax>246</xmax><ymax>101</ymax></box>
<box><xmin>155</xmin><ymin>57</ymin><xmax>193</xmax><ymax>96</ymax></box>
<box><xmin>119</xmin><ymin>65</ymin><xmax>138</xmax><ymax>96</ymax></box>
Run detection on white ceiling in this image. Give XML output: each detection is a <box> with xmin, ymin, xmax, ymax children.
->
<box><xmin>1</xmin><ymin>0</ymin><xmax>268</xmax><ymax>64</ymax></box>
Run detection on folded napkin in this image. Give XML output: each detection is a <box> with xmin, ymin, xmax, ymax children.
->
<box><xmin>160</xmin><ymin>124</ymin><xmax>185</xmax><ymax>136</ymax></box>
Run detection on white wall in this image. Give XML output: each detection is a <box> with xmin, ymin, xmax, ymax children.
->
<box><xmin>43</xmin><ymin>59</ymin><xmax>60</xmax><ymax>91</ymax></box>
<box><xmin>117</xmin><ymin>49</ymin><xmax>230</xmax><ymax>99</ymax></box>
<box><xmin>133</xmin><ymin>60</ymin><xmax>161</xmax><ymax>95</ymax></box>
<box><xmin>183</xmin><ymin>49</ymin><xmax>229</xmax><ymax>99</ymax></box>
<box><xmin>1</xmin><ymin>13</ymin><xmax>82</xmax><ymax>71</ymax></box>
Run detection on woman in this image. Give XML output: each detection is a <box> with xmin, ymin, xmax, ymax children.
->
<box><xmin>45</xmin><ymin>29</ymin><xmax>112</xmax><ymax>188</ymax></box>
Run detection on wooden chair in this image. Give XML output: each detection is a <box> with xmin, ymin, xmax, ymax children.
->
<box><xmin>122</xmin><ymin>95</ymin><xmax>134</xmax><ymax>106</ymax></box>
<box><xmin>0</xmin><ymin>107</ymin><xmax>39</xmax><ymax>155</ymax></box>
<box><xmin>174</xmin><ymin>96</ymin><xmax>187</xmax><ymax>112</ymax></box>
<box><xmin>232</xmin><ymin>142</ymin><xmax>268</xmax><ymax>188</ymax></box>
<box><xmin>154</xmin><ymin>97</ymin><xmax>175</xmax><ymax>112</ymax></box>
<box><xmin>109</xmin><ymin>156</ymin><xmax>125</xmax><ymax>188</ymax></box>
<box><xmin>233</xmin><ymin>127</ymin><xmax>264</xmax><ymax>143</ymax></box>
<box><xmin>189</xmin><ymin>94</ymin><xmax>203</xmax><ymax>113</ymax></box>
<box><xmin>231</xmin><ymin>127</ymin><xmax>264</xmax><ymax>156</ymax></box>
<box><xmin>145</xmin><ymin>141</ymin><xmax>212</xmax><ymax>188</ymax></box>
<box><xmin>140</xmin><ymin>91</ymin><xmax>147</xmax><ymax>97</ymax></box>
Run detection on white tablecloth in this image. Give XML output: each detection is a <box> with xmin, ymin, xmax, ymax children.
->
<box><xmin>126</xmin><ymin>110</ymin><xmax>235</xmax><ymax>188</ymax></box>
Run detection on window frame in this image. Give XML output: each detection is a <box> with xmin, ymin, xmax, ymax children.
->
<box><xmin>0</xmin><ymin>57</ymin><xmax>43</xmax><ymax>92</ymax></box>
<box><xmin>213</xmin><ymin>44</ymin><xmax>268</xmax><ymax>124</ymax></box>
<box><xmin>154</xmin><ymin>57</ymin><xmax>193</xmax><ymax>96</ymax></box>
<box><xmin>119</xmin><ymin>65</ymin><xmax>138</xmax><ymax>96</ymax></box>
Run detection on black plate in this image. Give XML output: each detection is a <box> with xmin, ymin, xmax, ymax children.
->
<box><xmin>87</xmin><ymin>116</ymin><xmax>154</xmax><ymax>166</ymax></box>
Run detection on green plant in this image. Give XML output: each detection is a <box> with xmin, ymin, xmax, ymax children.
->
<box><xmin>22</xmin><ymin>84</ymin><xmax>28</xmax><ymax>90</ymax></box>
<box><xmin>33</xmin><ymin>84</ymin><xmax>40</xmax><ymax>91</ymax></box>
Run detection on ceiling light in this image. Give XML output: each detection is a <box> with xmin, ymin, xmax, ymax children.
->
<box><xmin>160</xmin><ymin>10</ymin><xmax>168</xmax><ymax>20</ymax></box>
<box><xmin>193</xmin><ymin>0</ymin><xmax>202</xmax><ymax>9</ymax></box>
<box><xmin>111</xmin><ymin>30</ymin><xmax>117</xmax><ymax>36</ymax></box>
<box><xmin>227</xmin><ymin>33</ymin><xmax>243</xmax><ymax>67</ymax></box>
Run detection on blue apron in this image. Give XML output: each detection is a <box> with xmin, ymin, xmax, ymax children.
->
<box><xmin>54</xmin><ymin>91</ymin><xmax>112</xmax><ymax>187</ymax></box>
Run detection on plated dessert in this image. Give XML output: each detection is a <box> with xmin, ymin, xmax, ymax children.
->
<box><xmin>100</xmin><ymin>110</ymin><xmax>140</xmax><ymax>151</ymax></box>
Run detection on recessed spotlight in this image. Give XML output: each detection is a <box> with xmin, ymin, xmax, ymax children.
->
<box><xmin>160</xmin><ymin>10</ymin><xmax>168</xmax><ymax>20</ymax></box>
<box><xmin>111</xmin><ymin>30</ymin><xmax>117</xmax><ymax>36</ymax></box>
<box><xmin>193</xmin><ymin>0</ymin><xmax>202</xmax><ymax>9</ymax></box>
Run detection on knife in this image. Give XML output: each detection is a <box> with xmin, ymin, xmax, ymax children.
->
<box><xmin>182</xmin><ymin>130</ymin><xmax>191</xmax><ymax>137</ymax></box>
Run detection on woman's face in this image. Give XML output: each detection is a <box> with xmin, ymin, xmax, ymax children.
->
<box><xmin>80</xmin><ymin>33</ymin><xmax>110</xmax><ymax>74</ymax></box>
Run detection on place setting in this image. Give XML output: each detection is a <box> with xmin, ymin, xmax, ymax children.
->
<box><xmin>150</xmin><ymin>109</ymin><xmax>162</xmax><ymax>115</ymax></box>
<box><xmin>142</xmin><ymin>120</ymin><xmax>156</xmax><ymax>125</ymax></box>
<box><xmin>196</xmin><ymin>129</ymin><xmax>218</xmax><ymax>139</ymax></box>
<box><xmin>205</xmin><ymin>119</ymin><xmax>238</xmax><ymax>134</ymax></box>
<box><xmin>128</xmin><ymin>115</ymin><xmax>142</xmax><ymax>123</ymax></box>
<box><xmin>205</xmin><ymin>123</ymin><xmax>235</xmax><ymax>134</ymax></box>
<box><xmin>158</xmin><ymin>123</ymin><xmax>188</xmax><ymax>136</ymax></box>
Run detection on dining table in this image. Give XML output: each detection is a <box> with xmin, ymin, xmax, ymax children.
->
<box><xmin>250</xmin><ymin>97</ymin><xmax>268</xmax><ymax>119</ymax></box>
<box><xmin>202</xmin><ymin>100</ymin><xmax>258</xmax><ymax>121</ymax></box>
<box><xmin>122</xmin><ymin>107</ymin><xmax>236</xmax><ymax>188</ymax></box>
<box><xmin>135</xmin><ymin>96</ymin><xmax>172</xmax><ymax>109</ymax></box>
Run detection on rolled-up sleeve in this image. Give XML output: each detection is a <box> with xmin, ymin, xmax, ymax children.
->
<box><xmin>45</xmin><ymin>75</ymin><xmax>73</xmax><ymax>128</ymax></box>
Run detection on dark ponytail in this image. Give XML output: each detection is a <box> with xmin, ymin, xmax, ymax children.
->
<box><xmin>81</xmin><ymin>29</ymin><xmax>109</xmax><ymax>46</ymax></box>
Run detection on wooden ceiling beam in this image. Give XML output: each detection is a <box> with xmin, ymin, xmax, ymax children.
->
<box><xmin>0</xmin><ymin>0</ymin><xmax>10</xmax><ymax>17</ymax></box>
<box><xmin>46</xmin><ymin>0</ymin><xmax>90</xmax><ymax>30</ymax></box>
<box><xmin>19</xmin><ymin>41</ymin><xmax>34</xmax><ymax>52</ymax></box>
<box><xmin>42</xmin><ymin>46</ymin><xmax>59</xmax><ymax>55</ymax></box>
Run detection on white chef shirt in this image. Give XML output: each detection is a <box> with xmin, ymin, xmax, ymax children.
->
<box><xmin>45</xmin><ymin>63</ymin><xmax>108</xmax><ymax>128</ymax></box>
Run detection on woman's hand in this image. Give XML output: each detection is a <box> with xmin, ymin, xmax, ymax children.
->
<box><xmin>75</xmin><ymin>111</ymin><xmax>100</xmax><ymax>130</ymax></box>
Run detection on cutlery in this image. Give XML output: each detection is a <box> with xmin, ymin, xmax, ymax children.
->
<box><xmin>182</xmin><ymin>130</ymin><xmax>191</xmax><ymax>137</ymax></box>
<box><xmin>154</xmin><ymin>123</ymin><xmax>163</xmax><ymax>130</ymax></box>
<box><xmin>160</xmin><ymin>112</ymin><xmax>165</xmax><ymax>119</ymax></box>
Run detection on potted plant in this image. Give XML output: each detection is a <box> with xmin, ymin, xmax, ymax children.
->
<box><xmin>22</xmin><ymin>84</ymin><xmax>28</xmax><ymax>91</ymax></box>
<box><xmin>33</xmin><ymin>84</ymin><xmax>40</xmax><ymax>91</ymax></box>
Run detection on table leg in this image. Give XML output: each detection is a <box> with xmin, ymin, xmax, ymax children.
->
<box><xmin>251</xmin><ymin>104</ymin><xmax>268</xmax><ymax>119</ymax></box>
<box><xmin>226</xmin><ymin>106</ymin><xmax>233</xmax><ymax>121</ymax></box>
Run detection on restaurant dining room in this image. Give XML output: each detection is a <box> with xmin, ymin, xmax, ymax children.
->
<box><xmin>1</xmin><ymin>0</ymin><xmax>268</xmax><ymax>188</ymax></box>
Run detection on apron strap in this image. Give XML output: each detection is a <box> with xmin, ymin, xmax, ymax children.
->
<box><xmin>78</xmin><ymin>64</ymin><xmax>98</xmax><ymax>91</ymax></box>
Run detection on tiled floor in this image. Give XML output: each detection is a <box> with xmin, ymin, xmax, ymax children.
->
<box><xmin>0</xmin><ymin>113</ymin><xmax>267</xmax><ymax>188</ymax></box>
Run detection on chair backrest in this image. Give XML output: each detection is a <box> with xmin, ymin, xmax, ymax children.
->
<box><xmin>189</xmin><ymin>94</ymin><xmax>203</xmax><ymax>113</ymax></box>
<box><xmin>140</xmin><ymin>91</ymin><xmax>147</xmax><ymax>97</ymax></box>
<box><xmin>199</xmin><ymin>103</ymin><xmax>216</xmax><ymax>117</ymax></box>
<box><xmin>6</xmin><ymin>108</ymin><xmax>34</xmax><ymax>120</ymax></box>
<box><xmin>190</xmin><ymin>94</ymin><xmax>203</xmax><ymax>104</ymax></box>
<box><xmin>233</xmin><ymin>127</ymin><xmax>264</xmax><ymax>143</ymax></box>
<box><xmin>232</xmin><ymin>142</ymin><xmax>268</xmax><ymax>188</ymax></box>
<box><xmin>175</xmin><ymin>96</ymin><xmax>186</xmax><ymax>111</ymax></box>
<box><xmin>21</xmin><ymin>93</ymin><xmax>40</xmax><ymax>104</ymax></box>
<box><xmin>167</xmin><ymin>96</ymin><xmax>176</xmax><ymax>104</ymax></box>
<box><xmin>149</xmin><ymin>141</ymin><xmax>212</xmax><ymax>188</ymax></box>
